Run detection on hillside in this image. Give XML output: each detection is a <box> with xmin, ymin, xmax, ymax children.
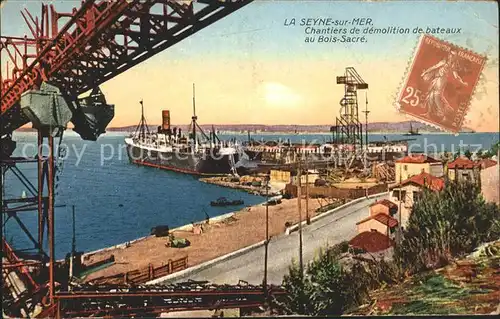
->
<box><xmin>346</xmin><ymin>240</ymin><xmax>500</xmax><ymax>315</ymax></box>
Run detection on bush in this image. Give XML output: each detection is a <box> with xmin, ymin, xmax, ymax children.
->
<box><xmin>280</xmin><ymin>248</ymin><xmax>367</xmax><ymax>316</ymax></box>
<box><xmin>397</xmin><ymin>180</ymin><xmax>500</xmax><ymax>274</ymax></box>
<box><xmin>338</xmin><ymin>241</ymin><xmax>349</xmax><ymax>253</ymax></box>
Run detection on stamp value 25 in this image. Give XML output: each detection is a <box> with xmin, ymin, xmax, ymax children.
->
<box><xmin>397</xmin><ymin>34</ymin><xmax>486</xmax><ymax>133</ymax></box>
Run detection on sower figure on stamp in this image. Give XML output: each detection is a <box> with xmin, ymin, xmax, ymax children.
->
<box><xmin>420</xmin><ymin>50</ymin><xmax>468</xmax><ymax>121</ymax></box>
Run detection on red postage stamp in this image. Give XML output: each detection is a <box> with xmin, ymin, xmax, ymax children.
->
<box><xmin>396</xmin><ymin>34</ymin><xmax>487</xmax><ymax>133</ymax></box>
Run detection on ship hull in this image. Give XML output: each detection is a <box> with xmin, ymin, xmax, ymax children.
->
<box><xmin>126</xmin><ymin>142</ymin><xmax>239</xmax><ymax>176</ymax></box>
<box><xmin>243</xmin><ymin>148</ymin><xmax>407</xmax><ymax>164</ymax></box>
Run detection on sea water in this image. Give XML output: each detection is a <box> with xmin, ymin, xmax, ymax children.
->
<box><xmin>3</xmin><ymin>131</ymin><xmax>498</xmax><ymax>259</ymax></box>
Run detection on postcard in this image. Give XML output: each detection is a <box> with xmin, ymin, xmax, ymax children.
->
<box><xmin>1</xmin><ymin>0</ymin><xmax>498</xmax><ymax>317</ymax></box>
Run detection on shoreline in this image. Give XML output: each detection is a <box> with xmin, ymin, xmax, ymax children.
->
<box><xmin>80</xmin><ymin>211</ymin><xmax>240</xmax><ymax>261</ymax></box>
<box><xmin>12</xmin><ymin>130</ymin><xmax>493</xmax><ymax>136</ymax></box>
<box><xmin>80</xmin><ymin>197</ymin><xmax>333</xmax><ymax>283</ymax></box>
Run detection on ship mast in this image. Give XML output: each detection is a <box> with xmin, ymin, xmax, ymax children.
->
<box><xmin>362</xmin><ymin>92</ymin><xmax>370</xmax><ymax>149</ymax></box>
<box><xmin>192</xmin><ymin>83</ymin><xmax>197</xmax><ymax>146</ymax></box>
<box><xmin>133</xmin><ymin>99</ymin><xmax>150</xmax><ymax>140</ymax></box>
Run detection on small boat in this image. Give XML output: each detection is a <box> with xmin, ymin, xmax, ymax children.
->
<box><xmin>403</xmin><ymin>122</ymin><xmax>421</xmax><ymax>136</ymax></box>
<box><xmin>210</xmin><ymin>197</ymin><xmax>244</xmax><ymax>207</ymax></box>
<box><xmin>151</xmin><ymin>225</ymin><xmax>170</xmax><ymax>237</ymax></box>
<box><xmin>263</xmin><ymin>195</ymin><xmax>283</xmax><ymax>206</ymax></box>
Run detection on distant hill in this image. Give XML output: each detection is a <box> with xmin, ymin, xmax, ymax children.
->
<box><xmin>15</xmin><ymin>121</ymin><xmax>476</xmax><ymax>133</ymax></box>
<box><xmin>105</xmin><ymin>121</ymin><xmax>475</xmax><ymax>133</ymax></box>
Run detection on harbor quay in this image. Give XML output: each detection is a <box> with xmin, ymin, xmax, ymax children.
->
<box><xmin>80</xmin><ymin>197</ymin><xmax>324</xmax><ymax>284</ymax></box>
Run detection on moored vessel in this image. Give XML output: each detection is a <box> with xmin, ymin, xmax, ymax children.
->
<box><xmin>125</xmin><ymin>85</ymin><xmax>240</xmax><ymax>176</ymax></box>
<box><xmin>242</xmin><ymin>139</ymin><xmax>409</xmax><ymax>165</ymax></box>
<box><xmin>210</xmin><ymin>197</ymin><xmax>244</xmax><ymax>207</ymax></box>
<box><xmin>403</xmin><ymin>122</ymin><xmax>421</xmax><ymax>136</ymax></box>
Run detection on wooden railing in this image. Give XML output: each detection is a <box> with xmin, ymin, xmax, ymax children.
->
<box><xmin>90</xmin><ymin>256</ymin><xmax>188</xmax><ymax>285</ymax></box>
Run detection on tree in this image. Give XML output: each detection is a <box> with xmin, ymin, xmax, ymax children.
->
<box><xmin>280</xmin><ymin>246</ymin><xmax>368</xmax><ymax>316</ymax></box>
<box><xmin>491</xmin><ymin>141</ymin><xmax>500</xmax><ymax>157</ymax></box>
<box><xmin>476</xmin><ymin>149</ymin><xmax>483</xmax><ymax>159</ymax></box>
<box><xmin>480</xmin><ymin>141</ymin><xmax>500</xmax><ymax>159</ymax></box>
<box><xmin>464</xmin><ymin>149</ymin><xmax>472</xmax><ymax>159</ymax></box>
<box><xmin>281</xmin><ymin>259</ymin><xmax>311</xmax><ymax>315</ymax></box>
<box><xmin>397</xmin><ymin>180</ymin><xmax>500</xmax><ymax>274</ymax></box>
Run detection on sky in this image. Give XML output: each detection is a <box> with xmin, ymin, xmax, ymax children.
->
<box><xmin>1</xmin><ymin>0</ymin><xmax>499</xmax><ymax>131</ymax></box>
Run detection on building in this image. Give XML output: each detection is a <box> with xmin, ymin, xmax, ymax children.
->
<box><xmin>395</xmin><ymin>154</ymin><xmax>443</xmax><ymax>182</ymax></box>
<box><xmin>291</xmin><ymin>169</ymin><xmax>320</xmax><ymax>185</ymax></box>
<box><xmin>447</xmin><ymin>157</ymin><xmax>481</xmax><ymax>184</ymax></box>
<box><xmin>356</xmin><ymin>213</ymin><xmax>398</xmax><ymax>237</ymax></box>
<box><xmin>269</xmin><ymin>169</ymin><xmax>292</xmax><ymax>184</ymax></box>
<box><xmin>349</xmin><ymin>230</ymin><xmax>395</xmax><ymax>253</ymax></box>
<box><xmin>477</xmin><ymin>158</ymin><xmax>497</xmax><ymax>170</ymax></box>
<box><xmin>390</xmin><ymin>172</ymin><xmax>445</xmax><ymax>227</ymax></box>
<box><xmin>480</xmin><ymin>159</ymin><xmax>499</xmax><ymax>204</ymax></box>
<box><xmin>369</xmin><ymin>199</ymin><xmax>398</xmax><ymax>217</ymax></box>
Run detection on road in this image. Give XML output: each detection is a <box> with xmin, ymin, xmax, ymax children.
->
<box><xmin>167</xmin><ymin>193</ymin><xmax>388</xmax><ymax>286</ymax></box>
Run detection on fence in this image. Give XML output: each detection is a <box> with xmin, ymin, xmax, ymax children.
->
<box><xmin>89</xmin><ymin>256</ymin><xmax>188</xmax><ymax>285</ymax></box>
<box><xmin>285</xmin><ymin>183</ymin><xmax>388</xmax><ymax>200</ymax></box>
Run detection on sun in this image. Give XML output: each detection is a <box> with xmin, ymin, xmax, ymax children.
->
<box><xmin>263</xmin><ymin>82</ymin><xmax>302</xmax><ymax>108</ymax></box>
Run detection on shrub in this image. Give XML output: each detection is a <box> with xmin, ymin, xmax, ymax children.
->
<box><xmin>397</xmin><ymin>180</ymin><xmax>500</xmax><ymax>274</ymax></box>
<box><xmin>281</xmin><ymin>248</ymin><xmax>368</xmax><ymax>316</ymax></box>
<box><xmin>338</xmin><ymin>241</ymin><xmax>349</xmax><ymax>253</ymax></box>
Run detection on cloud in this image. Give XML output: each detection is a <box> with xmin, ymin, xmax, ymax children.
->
<box><xmin>261</xmin><ymin>82</ymin><xmax>302</xmax><ymax>108</ymax></box>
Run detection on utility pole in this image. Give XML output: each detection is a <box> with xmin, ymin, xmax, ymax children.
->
<box><xmin>263</xmin><ymin>172</ymin><xmax>269</xmax><ymax>296</ymax></box>
<box><xmin>305</xmin><ymin>152</ymin><xmax>310</xmax><ymax>225</ymax></box>
<box><xmin>297</xmin><ymin>157</ymin><xmax>304</xmax><ymax>276</ymax></box>
<box><xmin>397</xmin><ymin>164</ymin><xmax>404</xmax><ymax>274</ymax></box>
<box><xmin>48</xmin><ymin>135</ymin><xmax>55</xmax><ymax>303</ymax></box>
<box><xmin>69</xmin><ymin>205</ymin><xmax>76</xmax><ymax>284</ymax></box>
<box><xmin>398</xmin><ymin>164</ymin><xmax>402</xmax><ymax>246</ymax></box>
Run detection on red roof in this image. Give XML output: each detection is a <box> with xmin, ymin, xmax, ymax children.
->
<box><xmin>349</xmin><ymin>231</ymin><xmax>395</xmax><ymax>253</ymax></box>
<box><xmin>447</xmin><ymin>157</ymin><xmax>478</xmax><ymax>169</ymax></box>
<box><xmin>357</xmin><ymin>213</ymin><xmax>398</xmax><ymax>228</ymax></box>
<box><xmin>395</xmin><ymin>154</ymin><xmax>440</xmax><ymax>164</ymax></box>
<box><xmin>370</xmin><ymin>199</ymin><xmax>398</xmax><ymax>209</ymax></box>
<box><xmin>477</xmin><ymin>158</ymin><xmax>497</xmax><ymax>169</ymax></box>
<box><xmin>393</xmin><ymin>171</ymin><xmax>445</xmax><ymax>192</ymax></box>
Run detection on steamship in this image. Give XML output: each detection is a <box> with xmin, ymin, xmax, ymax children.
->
<box><xmin>125</xmin><ymin>85</ymin><xmax>240</xmax><ymax>176</ymax></box>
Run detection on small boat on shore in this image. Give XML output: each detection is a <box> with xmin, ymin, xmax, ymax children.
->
<box><xmin>210</xmin><ymin>197</ymin><xmax>244</xmax><ymax>207</ymax></box>
<box><xmin>263</xmin><ymin>195</ymin><xmax>283</xmax><ymax>206</ymax></box>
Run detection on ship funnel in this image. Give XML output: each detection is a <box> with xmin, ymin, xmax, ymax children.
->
<box><xmin>162</xmin><ymin>110</ymin><xmax>171</xmax><ymax>130</ymax></box>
